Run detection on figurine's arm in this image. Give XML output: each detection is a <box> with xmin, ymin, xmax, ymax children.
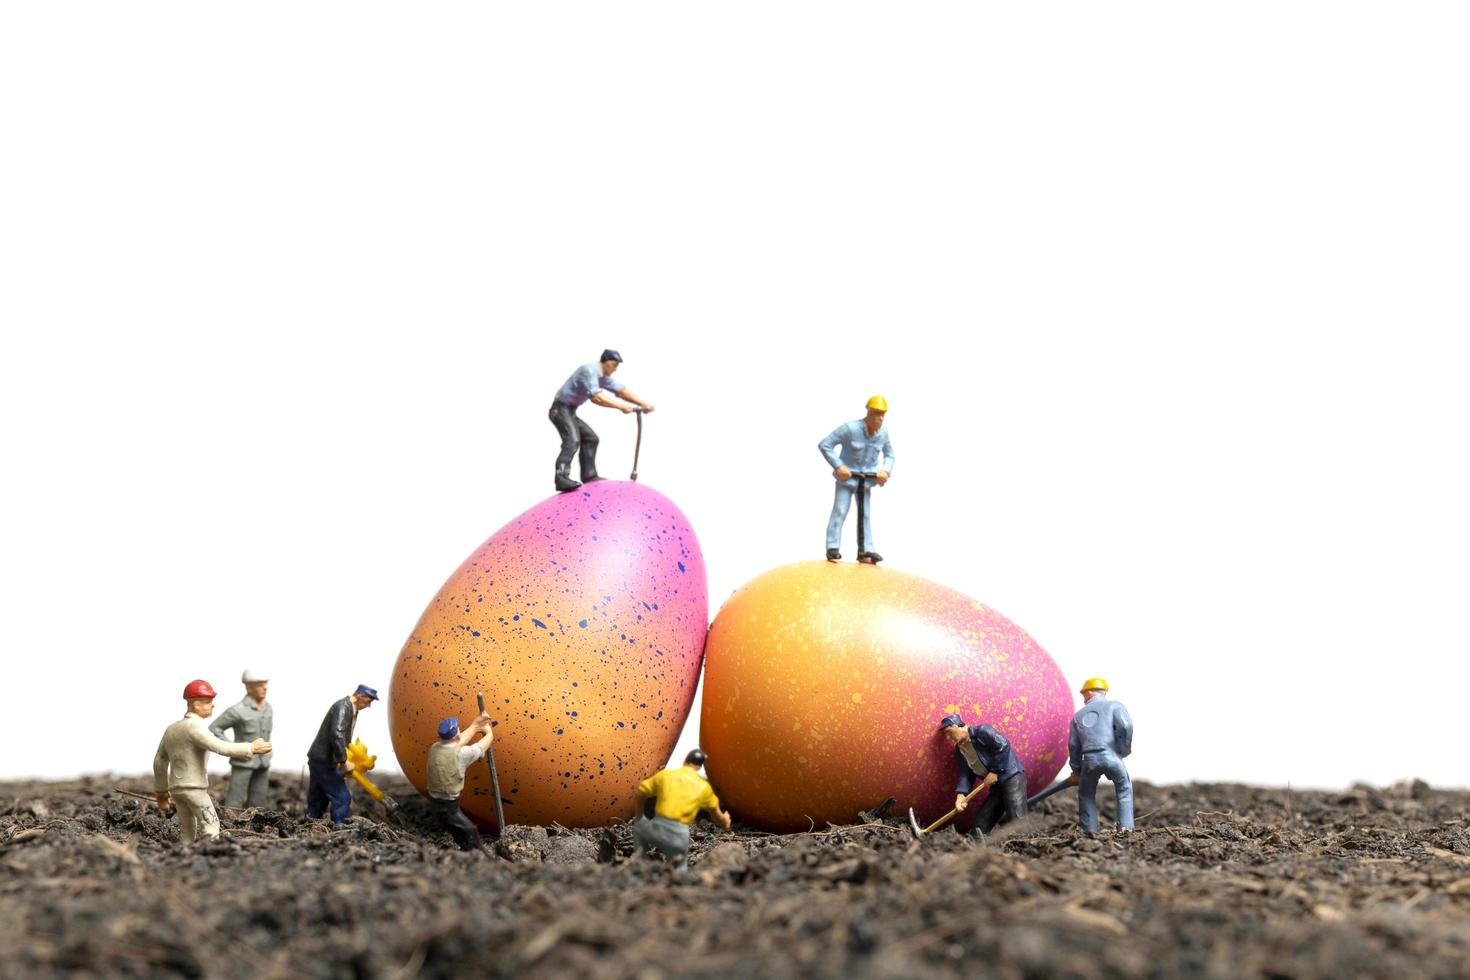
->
<box><xmin>1068</xmin><ymin>719</ymin><xmax>1081</xmax><ymax>772</ymax></box>
<box><xmin>818</xmin><ymin>426</ymin><xmax>847</xmax><ymax>472</ymax></box>
<box><xmin>879</xmin><ymin>429</ymin><xmax>894</xmax><ymax>479</ymax></box>
<box><xmin>953</xmin><ymin>747</ymin><xmax>976</xmax><ymax>796</ymax></box>
<box><xmin>1114</xmin><ymin>703</ymin><xmax>1133</xmax><ymax>758</ymax></box>
<box><xmin>152</xmin><ymin>739</ymin><xmax>171</xmax><ymax>793</ymax></box>
<box><xmin>703</xmin><ymin>793</ymin><xmax>732</xmax><ymax>829</ymax></box>
<box><xmin>329</xmin><ymin>703</ymin><xmax>352</xmax><ymax>767</ymax></box>
<box><xmin>185</xmin><ymin>721</ymin><xmax>256</xmax><ymax>762</ymax></box>
<box><xmin>207</xmin><ymin>705</ymin><xmax>238</xmax><ymax>740</ymax></box>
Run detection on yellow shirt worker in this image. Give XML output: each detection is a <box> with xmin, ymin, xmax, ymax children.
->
<box><xmin>631</xmin><ymin>749</ymin><xmax>731</xmax><ymax>871</ymax></box>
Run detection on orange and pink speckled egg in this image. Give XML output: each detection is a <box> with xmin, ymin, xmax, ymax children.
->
<box><xmin>388</xmin><ymin>481</ymin><xmax>708</xmax><ymax>829</ymax></box>
<box><xmin>700</xmin><ymin>561</ymin><xmax>1072</xmax><ymax>833</ymax></box>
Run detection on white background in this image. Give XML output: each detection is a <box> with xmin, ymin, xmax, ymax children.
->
<box><xmin>3</xmin><ymin>4</ymin><xmax>1466</xmax><ymax>790</ymax></box>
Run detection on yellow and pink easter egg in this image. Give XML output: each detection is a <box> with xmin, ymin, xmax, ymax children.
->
<box><xmin>700</xmin><ymin>561</ymin><xmax>1071</xmax><ymax>832</ymax></box>
<box><xmin>388</xmin><ymin>481</ymin><xmax>708</xmax><ymax>829</ymax></box>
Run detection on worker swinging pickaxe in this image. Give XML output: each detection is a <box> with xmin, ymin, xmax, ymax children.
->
<box><xmin>907</xmin><ymin>778</ymin><xmax>1076</xmax><ymax>841</ymax></box>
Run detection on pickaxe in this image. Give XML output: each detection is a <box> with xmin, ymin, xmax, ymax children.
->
<box><xmin>476</xmin><ymin>692</ymin><xmax>507</xmax><ymax>834</ymax></box>
<box><xmin>907</xmin><ymin>778</ymin><xmax>1077</xmax><ymax>840</ymax></box>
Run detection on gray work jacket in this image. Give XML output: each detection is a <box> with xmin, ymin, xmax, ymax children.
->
<box><xmin>209</xmin><ymin>697</ymin><xmax>273</xmax><ymax>769</ymax></box>
<box><xmin>1068</xmin><ymin>696</ymin><xmax>1133</xmax><ymax>771</ymax></box>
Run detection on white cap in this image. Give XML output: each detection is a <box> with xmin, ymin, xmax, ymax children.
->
<box><xmin>241</xmin><ymin>667</ymin><xmax>269</xmax><ymax>684</ymax></box>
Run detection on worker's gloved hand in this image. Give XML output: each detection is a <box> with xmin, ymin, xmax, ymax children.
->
<box><xmin>641</xmin><ymin>403</ymin><xmax>655</xmax><ymax>413</ymax></box>
<box><xmin>954</xmin><ymin>793</ymin><xmax>968</xmax><ymax>813</ymax></box>
<box><xmin>339</xmin><ymin>761</ymin><xmax>356</xmax><ymax>774</ymax></box>
<box><xmin>156</xmin><ymin>791</ymin><xmax>173</xmax><ymax>815</ymax></box>
<box><xmin>250</xmin><ymin>739</ymin><xmax>272</xmax><ymax>755</ymax></box>
<box><xmin>835</xmin><ymin>465</ymin><xmax>853</xmax><ymax>480</ymax></box>
<box><xmin>620</xmin><ymin>406</ymin><xmax>636</xmax><ymax>414</ymax></box>
<box><xmin>876</xmin><ymin>471</ymin><xmax>889</xmax><ymax>486</ymax></box>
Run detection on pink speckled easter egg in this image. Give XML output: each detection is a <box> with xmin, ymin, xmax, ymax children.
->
<box><xmin>700</xmin><ymin>561</ymin><xmax>1071</xmax><ymax>832</ymax></box>
<box><xmin>389</xmin><ymin>480</ymin><xmax>708</xmax><ymax>829</ymax></box>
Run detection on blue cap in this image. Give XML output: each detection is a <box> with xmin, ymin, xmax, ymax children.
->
<box><xmin>938</xmin><ymin>713</ymin><xmax>965</xmax><ymax>731</ymax></box>
<box><xmin>355</xmin><ymin>684</ymin><xmax>379</xmax><ymax>700</ymax></box>
<box><xmin>437</xmin><ymin>717</ymin><xmax>460</xmax><ymax>739</ymax></box>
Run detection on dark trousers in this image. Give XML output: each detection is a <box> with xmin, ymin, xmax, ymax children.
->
<box><xmin>549</xmin><ymin>402</ymin><xmax>600</xmax><ymax>480</ymax></box>
<box><xmin>306</xmin><ymin>760</ymin><xmax>352</xmax><ymax>824</ymax></box>
<box><xmin>971</xmin><ymin>772</ymin><xmax>1028</xmax><ymax>836</ymax></box>
<box><xmin>430</xmin><ymin>798</ymin><xmax>483</xmax><ymax>851</ymax></box>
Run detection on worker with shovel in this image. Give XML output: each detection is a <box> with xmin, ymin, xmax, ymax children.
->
<box><xmin>549</xmin><ymin>349</ymin><xmax>656</xmax><ymax>492</ymax></box>
<box><xmin>631</xmin><ymin>749</ymin><xmax>731</xmax><ymax>872</ymax></box>
<box><xmin>819</xmin><ymin>395</ymin><xmax>894</xmax><ymax>563</ymax></box>
<box><xmin>425</xmin><ymin>712</ymin><xmax>494</xmax><ymax>851</ymax></box>
<box><xmin>940</xmin><ymin>713</ymin><xmax>1028</xmax><ymax>837</ymax></box>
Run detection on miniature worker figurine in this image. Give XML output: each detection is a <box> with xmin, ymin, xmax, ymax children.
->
<box><xmin>426</xmin><ymin>713</ymin><xmax>494</xmax><ymax>851</ymax></box>
<box><xmin>306</xmin><ymin>684</ymin><xmax>378</xmax><ymax>824</ymax></box>
<box><xmin>939</xmin><ymin>712</ymin><xmax>1028</xmax><ymax>837</ymax></box>
<box><xmin>153</xmin><ymin>679</ymin><xmax>272</xmax><ymax>845</ymax></box>
<box><xmin>819</xmin><ymin>395</ymin><xmax>895</xmax><ymax>563</ymax></box>
<box><xmin>550</xmin><ymin>349</ymin><xmax>656</xmax><ymax>492</ymax></box>
<box><xmin>632</xmin><ymin>748</ymin><xmax>731</xmax><ymax>872</ymax></box>
<box><xmin>208</xmin><ymin>667</ymin><xmax>273</xmax><ymax>809</ymax></box>
<box><xmin>1066</xmin><ymin>677</ymin><xmax>1134</xmax><ymax>832</ymax></box>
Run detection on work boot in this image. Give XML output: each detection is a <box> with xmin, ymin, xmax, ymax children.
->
<box><xmin>826</xmin><ymin>549</ymin><xmax>841</xmax><ymax>562</ymax></box>
<box><xmin>857</xmin><ymin>551</ymin><xmax>884</xmax><ymax>564</ymax></box>
<box><xmin>555</xmin><ymin>468</ymin><xmax>582</xmax><ymax>493</ymax></box>
<box><xmin>582</xmin><ymin>474</ymin><xmax>604</xmax><ymax>483</ymax></box>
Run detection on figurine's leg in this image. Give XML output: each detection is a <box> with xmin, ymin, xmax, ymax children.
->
<box><xmin>631</xmin><ymin>817</ymin><xmax>653</xmax><ymax>858</ymax></box>
<box><xmin>174</xmin><ymin>793</ymin><xmax>199</xmax><ymax>845</ymax></box>
<box><xmin>827</xmin><ymin>484</ymin><xmax>854</xmax><ymax>552</ymax></box>
<box><xmin>324</xmin><ymin>769</ymin><xmax>351</xmax><ymax>824</ymax></box>
<box><xmin>971</xmin><ymin>788</ymin><xmax>1004</xmax><ymax>835</ymax></box>
<box><xmin>1000</xmin><ymin>773</ymin><xmax>1028</xmax><ymax>825</ymax></box>
<box><xmin>1108</xmin><ymin>758</ymin><xmax>1134</xmax><ymax>830</ymax></box>
<box><xmin>305</xmin><ymin>763</ymin><xmax>327</xmax><ymax>819</ymax></box>
<box><xmin>223</xmin><ymin>768</ymin><xmax>250</xmax><ymax>809</ymax></box>
<box><xmin>549</xmin><ymin>403</ymin><xmax>582</xmax><ymax>490</ymax></box>
<box><xmin>247</xmin><ymin>768</ymin><xmax>271</xmax><ymax>809</ymax></box>
<box><xmin>1077</xmin><ymin>770</ymin><xmax>1102</xmax><ymax>832</ymax></box>
<box><xmin>575</xmin><ymin>417</ymin><xmax>600</xmax><ymax>482</ymax></box>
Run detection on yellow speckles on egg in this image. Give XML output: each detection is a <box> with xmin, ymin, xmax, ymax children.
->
<box><xmin>851</xmin><ymin>692</ymin><xmax>863</xmax><ymax>704</ymax></box>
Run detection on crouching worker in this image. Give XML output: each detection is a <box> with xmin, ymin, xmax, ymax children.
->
<box><xmin>154</xmin><ymin>679</ymin><xmax>272</xmax><ymax>845</ymax></box>
<box><xmin>426</xmin><ymin>712</ymin><xmax>495</xmax><ymax>851</ymax></box>
<box><xmin>939</xmin><ymin>712</ymin><xmax>1028</xmax><ymax>838</ymax></box>
<box><xmin>632</xmin><ymin>749</ymin><xmax>731</xmax><ymax>871</ymax></box>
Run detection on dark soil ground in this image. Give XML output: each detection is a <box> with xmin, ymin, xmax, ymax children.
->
<box><xmin>2</xmin><ymin>775</ymin><xmax>1468</xmax><ymax>979</ymax></box>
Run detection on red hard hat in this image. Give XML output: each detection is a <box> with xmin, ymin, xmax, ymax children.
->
<box><xmin>182</xmin><ymin>679</ymin><xmax>217</xmax><ymax>700</ymax></box>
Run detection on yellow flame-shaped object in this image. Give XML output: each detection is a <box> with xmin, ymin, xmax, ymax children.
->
<box><xmin>345</xmin><ymin>739</ymin><xmax>386</xmax><ymax>802</ymax></box>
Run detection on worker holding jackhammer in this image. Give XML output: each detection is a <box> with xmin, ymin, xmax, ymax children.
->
<box><xmin>306</xmin><ymin>684</ymin><xmax>378</xmax><ymax>824</ymax></box>
<box><xmin>632</xmin><ymin>749</ymin><xmax>731</xmax><ymax>872</ymax></box>
<box><xmin>939</xmin><ymin>713</ymin><xmax>1028</xmax><ymax>837</ymax></box>
<box><xmin>426</xmin><ymin>713</ymin><xmax>494</xmax><ymax>851</ymax></box>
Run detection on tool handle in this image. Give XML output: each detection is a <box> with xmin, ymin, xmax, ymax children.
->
<box><xmin>1026</xmin><ymin>779</ymin><xmax>1076</xmax><ymax>807</ymax></box>
<box><xmin>922</xmin><ymin>782</ymin><xmax>989</xmax><ymax>834</ymax></box>
<box><xmin>476</xmin><ymin>692</ymin><xmax>508</xmax><ymax>832</ymax></box>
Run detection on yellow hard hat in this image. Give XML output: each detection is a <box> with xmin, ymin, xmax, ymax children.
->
<box><xmin>866</xmin><ymin>395</ymin><xmax>888</xmax><ymax>412</ymax></box>
<box><xmin>1080</xmin><ymin>677</ymin><xmax>1109</xmax><ymax>693</ymax></box>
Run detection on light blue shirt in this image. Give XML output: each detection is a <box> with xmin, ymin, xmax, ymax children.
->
<box><xmin>819</xmin><ymin>419</ymin><xmax>895</xmax><ymax>481</ymax></box>
<box><xmin>554</xmin><ymin>364</ymin><xmax>626</xmax><ymax>407</ymax></box>
<box><xmin>1068</xmin><ymin>696</ymin><xmax>1133</xmax><ymax>770</ymax></box>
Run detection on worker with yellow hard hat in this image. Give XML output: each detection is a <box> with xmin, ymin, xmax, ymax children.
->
<box><xmin>818</xmin><ymin>395</ymin><xmax>895</xmax><ymax>564</ymax></box>
<box><xmin>1066</xmin><ymin>676</ymin><xmax>1135</xmax><ymax>832</ymax></box>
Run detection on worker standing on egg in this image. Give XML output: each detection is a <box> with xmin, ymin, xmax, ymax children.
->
<box><xmin>550</xmin><ymin>349</ymin><xmax>656</xmax><ymax>492</ymax></box>
<box><xmin>208</xmin><ymin>667</ymin><xmax>274</xmax><ymax>809</ymax></box>
<box><xmin>306</xmin><ymin>684</ymin><xmax>377</xmax><ymax>824</ymax></box>
<box><xmin>425</xmin><ymin>712</ymin><xmax>495</xmax><ymax>852</ymax></box>
<box><xmin>631</xmin><ymin>749</ymin><xmax>731</xmax><ymax>872</ymax></box>
<box><xmin>153</xmin><ymin>679</ymin><xmax>272</xmax><ymax>844</ymax></box>
<box><xmin>819</xmin><ymin>396</ymin><xmax>895</xmax><ymax>564</ymax></box>
<box><xmin>939</xmin><ymin>712</ymin><xmax>1028</xmax><ymax>837</ymax></box>
<box><xmin>1066</xmin><ymin>677</ymin><xmax>1135</xmax><ymax>833</ymax></box>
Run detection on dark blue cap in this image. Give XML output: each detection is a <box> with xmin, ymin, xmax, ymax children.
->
<box><xmin>438</xmin><ymin>717</ymin><xmax>459</xmax><ymax>739</ymax></box>
<box><xmin>600</xmin><ymin>349</ymin><xmax>622</xmax><ymax>363</ymax></box>
<box><xmin>355</xmin><ymin>684</ymin><xmax>379</xmax><ymax>700</ymax></box>
<box><xmin>939</xmin><ymin>713</ymin><xmax>965</xmax><ymax>731</ymax></box>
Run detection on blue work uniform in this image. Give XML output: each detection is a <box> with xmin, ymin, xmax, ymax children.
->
<box><xmin>818</xmin><ymin>419</ymin><xmax>895</xmax><ymax>552</ymax></box>
<box><xmin>554</xmin><ymin>364</ymin><xmax>626</xmax><ymax>408</ymax></box>
<box><xmin>550</xmin><ymin>364</ymin><xmax>627</xmax><ymax>483</ymax></box>
<box><xmin>1069</xmin><ymin>695</ymin><xmax>1134</xmax><ymax>831</ymax></box>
